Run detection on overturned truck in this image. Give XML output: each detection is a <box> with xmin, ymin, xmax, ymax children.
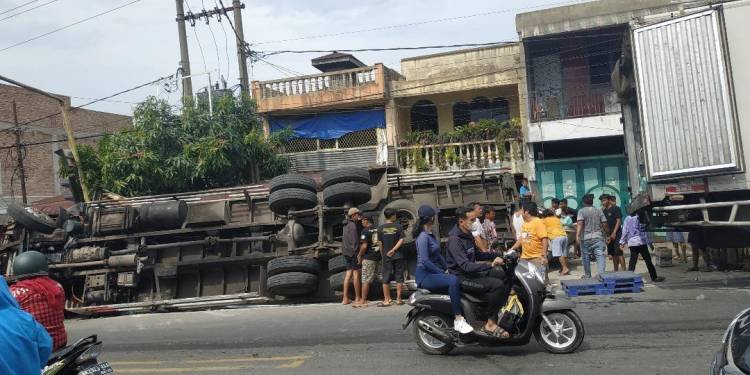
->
<box><xmin>0</xmin><ymin>167</ymin><xmax>516</xmax><ymax>315</ymax></box>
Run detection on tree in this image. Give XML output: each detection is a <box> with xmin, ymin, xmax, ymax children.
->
<box><xmin>69</xmin><ymin>95</ymin><xmax>289</xmax><ymax>197</ymax></box>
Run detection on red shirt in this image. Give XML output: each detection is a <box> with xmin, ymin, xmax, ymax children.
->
<box><xmin>10</xmin><ymin>276</ymin><xmax>68</xmax><ymax>350</ymax></box>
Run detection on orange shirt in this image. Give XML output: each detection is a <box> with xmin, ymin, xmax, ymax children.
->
<box><xmin>520</xmin><ymin>217</ymin><xmax>548</xmax><ymax>259</ymax></box>
<box><xmin>543</xmin><ymin>217</ymin><xmax>566</xmax><ymax>239</ymax></box>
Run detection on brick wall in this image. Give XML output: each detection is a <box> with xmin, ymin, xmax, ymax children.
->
<box><xmin>0</xmin><ymin>84</ymin><xmax>131</xmax><ymax>206</ymax></box>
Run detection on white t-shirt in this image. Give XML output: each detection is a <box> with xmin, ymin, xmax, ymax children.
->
<box><xmin>513</xmin><ymin>212</ymin><xmax>524</xmax><ymax>240</ymax></box>
<box><xmin>471</xmin><ymin>218</ymin><xmax>485</xmax><ymax>239</ymax></box>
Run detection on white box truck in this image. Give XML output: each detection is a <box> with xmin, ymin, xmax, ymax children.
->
<box><xmin>618</xmin><ymin>0</ymin><xmax>750</xmax><ymax>247</ymax></box>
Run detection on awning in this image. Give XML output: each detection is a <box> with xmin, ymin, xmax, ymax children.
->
<box><xmin>269</xmin><ymin>108</ymin><xmax>385</xmax><ymax>140</ymax></box>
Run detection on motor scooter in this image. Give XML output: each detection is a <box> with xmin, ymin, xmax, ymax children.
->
<box><xmin>403</xmin><ymin>251</ymin><xmax>584</xmax><ymax>355</ymax></box>
<box><xmin>42</xmin><ymin>335</ymin><xmax>112</xmax><ymax>375</ymax></box>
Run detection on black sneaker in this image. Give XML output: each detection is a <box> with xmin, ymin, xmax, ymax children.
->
<box><xmin>653</xmin><ymin>276</ymin><xmax>665</xmax><ymax>282</ymax></box>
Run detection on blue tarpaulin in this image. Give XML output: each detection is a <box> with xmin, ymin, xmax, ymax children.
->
<box><xmin>269</xmin><ymin>108</ymin><xmax>385</xmax><ymax>139</ymax></box>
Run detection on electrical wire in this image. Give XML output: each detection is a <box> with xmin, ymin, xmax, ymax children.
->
<box><xmin>183</xmin><ymin>1</ymin><xmax>208</xmax><ymax>74</ymax></box>
<box><xmin>201</xmin><ymin>0</ymin><xmax>223</xmax><ymax>81</ymax></box>
<box><xmin>214</xmin><ymin>0</ymin><xmax>232</xmax><ymax>84</ymax></box>
<box><xmin>250</xmin><ymin>0</ymin><xmax>588</xmax><ymax>46</ymax></box>
<box><xmin>0</xmin><ymin>0</ymin><xmax>59</xmax><ymax>22</ymax></box>
<box><xmin>0</xmin><ymin>0</ymin><xmax>141</xmax><ymax>53</ymax></box>
<box><xmin>0</xmin><ymin>0</ymin><xmax>40</xmax><ymax>15</ymax></box>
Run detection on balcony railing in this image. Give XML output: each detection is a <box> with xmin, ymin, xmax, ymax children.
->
<box><xmin>396</xmin><ymin>139</ymin><xmax>523</xmax><ymax>173</ymax></box>
<box><xmin>530</xmin><ymin>91</ymin><xmax>620</xmax><ymax>122</ymax></box>
<box><xmin>256</xmin><ymin>66</ymin><xmax>378</xmax><ymax>99</ymax></box>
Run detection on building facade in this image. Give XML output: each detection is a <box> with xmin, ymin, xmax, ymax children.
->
<box><xmin>515</xmin><ymin>0</ymin><xmax>719</xmax><ymax>210</ymax></box>
<box><xmin>0</xmin><ymin>84</ymin><xmax>131</xmax><ymax>209</ymax></box>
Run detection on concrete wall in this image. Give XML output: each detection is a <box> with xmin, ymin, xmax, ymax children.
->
<box><xmin>0</xmin><ymin>84</ymin><xmax>131</xmax><ymax>205</ymax></box>
<box><xmin>526</xmin><ymin>113</ymin><xmax>623</xmax><ymax>143</ymax></box>
<box><xmin>515</xmin><ymin>0</ymin><xmax>726</xmax><ymax>39</ymax></box>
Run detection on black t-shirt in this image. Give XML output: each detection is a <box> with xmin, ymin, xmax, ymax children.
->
<box><xmin>378</xmin><ymin>222</ymin><xmax>405</xmax><ymax>260</ymax></box>
<box><xmin>603</xmin><ymin>205</ymin><xmax>622</xmax><ymax>239</ymax></box>
<box><xmin>361</xmin><ymin>228</ymin><xmax>380</xmax><ymax>261</ymax></box>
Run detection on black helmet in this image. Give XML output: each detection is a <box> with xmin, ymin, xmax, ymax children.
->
<box><xmin>12</xmin><ymin>251</ymin><xmax>49</xmax><ymax>278</ymax></box>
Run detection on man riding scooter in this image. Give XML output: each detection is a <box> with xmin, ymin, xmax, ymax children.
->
<box><xmin>9</xmin><ymin>251</ymin><xmax>68</xmax><ymax>351</ymax></box>
<box><xmin>446</xmin><ymin>207</ymin><xmax>512</xmax><ymax>339</ymax></box>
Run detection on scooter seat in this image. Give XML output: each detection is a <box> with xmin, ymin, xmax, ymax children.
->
<box><xmin>417</xmin><ymin>288</ymin><xmax>432</xmax><ymax>294</ymax></box>
<box><xmin>461</xmin><ymin>293</ymin><xmax>483</xmax><ymax>304</ymax></box>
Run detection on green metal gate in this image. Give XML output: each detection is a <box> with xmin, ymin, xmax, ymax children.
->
<box><xmin>535</xmin><ymin>155</ymin><xmax>630</xmax><ymax>212</ymax></box>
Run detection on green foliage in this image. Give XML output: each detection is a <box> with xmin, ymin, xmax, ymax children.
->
<box><xmin>70</xmin><ymin>95</ymin><xmax>289</xmax><ymax>197</ymax></box>
<box><xmin>401</xmin><ymin>118</ymin><xmax>522</xmax><ymax>146</ymax></box>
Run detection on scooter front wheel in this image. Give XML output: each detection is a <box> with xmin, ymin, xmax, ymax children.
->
<box><xmin>534</xmin><ymin>310</ymin><xmax>585</xmax><ymax>354</ymax></box>
<box><xmin>413</xmin><ymin>312</ymin><xmax>455</xmax><ymax>355</ymax></box>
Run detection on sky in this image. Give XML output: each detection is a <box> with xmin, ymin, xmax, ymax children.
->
<box><xmin>0</xmin><ymin>0</ymin><xmax>587</xmax><ymax>115</ymax></box>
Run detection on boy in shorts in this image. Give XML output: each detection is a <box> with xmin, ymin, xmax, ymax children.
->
<box><xmin>357</xmin><ymin>214</ymin><xmax>379</xmax><ymax>307</ymax></box>
<box><xmin>378</xmin><ymin>208</ymin><xmax>405</xmax><ymax>306</ymax></box>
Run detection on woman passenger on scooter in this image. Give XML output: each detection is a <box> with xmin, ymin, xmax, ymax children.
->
<box><xmin>414</xmin><ymin>205</ymin><xmax>474</xmax><ymax>334</ymax></box>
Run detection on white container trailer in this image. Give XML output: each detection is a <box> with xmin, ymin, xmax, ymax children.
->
<box><xmin>620</xmin><ymin>0</ymin><xmax>750</xmax><ymax>247</ymax></box>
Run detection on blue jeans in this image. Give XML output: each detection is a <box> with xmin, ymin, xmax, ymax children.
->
<box><xmin>416</xmin><ymin>268</ymin><xmax>462</xmax><ymax>316</ymax></box>
<box><xmin>581</xmin><ymin>238</ymin><xmax>606</xmax><ymax>278</ymax></box>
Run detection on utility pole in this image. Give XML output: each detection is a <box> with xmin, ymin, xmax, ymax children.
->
<box><xmin>11</xmin><ymin>101</ymin><xmax>28</xmax><ymax>205</ymax></box>
<box><xmin>175</xmin><ymin>0</ymin><xmax>193</xmax><ymax>100</ymax></box>
<box><xmin>232</xmin><ymin>0</ymin><xmax>250</xmax><ymax>93</ymax></box>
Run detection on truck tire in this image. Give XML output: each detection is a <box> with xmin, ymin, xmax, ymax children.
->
<box><xmin>321</xmin><ymin>167</ymin><xmax>370</xmax><ymax>188</ymax></box>
<box><xmin>267</xmin><ymin>256</ymin><xmax>321</xmax><ymax>277</ymax></box>
<box><xmin>268</xmin><ymin>188</ymin><xmax>318</xmax><ymax>215</ymax></box>
<box><xmin>328</xmin><ymin>271</ymin><xmax>348</xmax><ymax>292</ymax></box>
<box><xmin>328</xmin><ymin>255</ymin><xmax>348</xmax><ymax>273</ymax></box>
<box><xmin>269</xmin><ymin>174</ymin><xmax>318</xmax><ymax>194</ymax></box>
<box><xmin>379</xmin><ymin>199</ymin><xmax>419</xmax><ymax>245</ymax></box>
<box><xmin>8</xmin><ymin>204</ymin><xmax>56</xmax><ymax>234</ymax></box>
<box><xmin>323</xmin><ymin>182</ymin><xmax>372</xmax><ymax>207</ymax></box>
<box><xmin>267</xmin><ymin>272</ymin><xmax>319</xmax><ymax>296</ymax></box>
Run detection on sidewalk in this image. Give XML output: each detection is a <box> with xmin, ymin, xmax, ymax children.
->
<box><xmin>548</xmin><ymin>245</ymin><xmax>750</xmax><ymax>289</ymax></box>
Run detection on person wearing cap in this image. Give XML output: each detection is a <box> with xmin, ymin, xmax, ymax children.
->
<box><xmin>356</xmin><ymin>214</ymin><xmax>379</xmax><ymax>307</ymax></box>
<box><xmin>341</xmin><ymin>207</ymin><xmax>362</xmax><ymax>306</ymax></box>
<box><xmin>601</xmin><ymin>194</ymin><xmax>625</xmax><ymax>271</ymax></box>
<box><xmin>414</xmin><ymin>205</ymin><xmax>473</xmax><ymax>334</ymax></box>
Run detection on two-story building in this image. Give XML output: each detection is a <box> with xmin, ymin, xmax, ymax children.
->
<box><xmin>515</xmin><ymin>0</ymin><xmax>718</xmax><ymax>210</ymax></box>
<box><xmin>252</xmin><ymin>53</ymin><xmax>401</xmax><ymax>174</ymax></box>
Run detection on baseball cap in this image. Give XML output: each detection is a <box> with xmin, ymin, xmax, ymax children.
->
<box><xmin>347</xmin><ymin>207</ymin><xmax>360</xmax><ymax>216</ymax></box>
<box><xmin>418</xmin><ymin>205</ymin><xmax>439</xmax><ymax>218</ymax></box>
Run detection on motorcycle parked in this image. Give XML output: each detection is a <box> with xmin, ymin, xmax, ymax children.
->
<box><xmin>43</xmin><ymin>335</ymin><xmax>112</xmax><ymax>375</ymax></box>
<box><xmin>403</xmin><ymin>251</ymin><xmax>584</xmax><ymax>355</ymax></box>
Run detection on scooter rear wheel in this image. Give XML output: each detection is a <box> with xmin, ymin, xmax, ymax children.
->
<box><xmin>534</xmin><ymin>310</ymin><xmax>585</xmax><ymax>354</ymax></box>
<box><xmin>413</xmin><ymin>312</ymin><xmax>455</xmax><ymax>355</ymax></box>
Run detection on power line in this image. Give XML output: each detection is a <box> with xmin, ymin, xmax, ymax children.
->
<box><xmin>250</xmin><ymin>0</ymin><xmax>587</xmax><ymax>46</ymax></box>
<box><xmin>0</xmin><ymin>0</ymin><xmax>40</xmax><ymax>15</ymax></box>
<box><xmin>0</xmin><ymin>0</ymin><xmax>59</xmax><ymax>22</ymax></box>
<box><xmin>201</xmin><ymin>0</ymin><xmax>223</xmax><ymax>81</ymax></box>
<box><xmin>0</xmin><ymin>0</ymin><xmax>141</xmax><ymax>54</ymax></box>
<box><xmin>213</xmin><ymin>0</ymin><xmax>232</xmax><ymax>82</ymax></box>
<box><xmin>260</xmin><ymin>42</ymin><xmax>516</xmax><ymax>56</ymax></box>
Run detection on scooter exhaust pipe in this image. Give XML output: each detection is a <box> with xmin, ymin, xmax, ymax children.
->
<box><xmin>417</xmin><ymin>319</ymin><xmax>456</xmax><ymax>344</ymax></box>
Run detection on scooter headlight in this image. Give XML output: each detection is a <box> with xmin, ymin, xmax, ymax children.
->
<box><xmin>523</xmin><ymin>261</ymin><xmax>545</xmax><ymax>285</ymax></box>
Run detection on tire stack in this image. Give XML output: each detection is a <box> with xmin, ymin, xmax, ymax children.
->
<box><xmin>268</xmin><ymin>174</ymin><xmax>319</xmax><ymax>216</ymax></box>
<box><xmin>321</xmin><ymin>167</ymin><xmax>372</xmax><ymax>208</ymax></box>
<box><xmin>266</xmin><ymin>256</ymin><xmax>321</xmax><ymax>297</ymax></box>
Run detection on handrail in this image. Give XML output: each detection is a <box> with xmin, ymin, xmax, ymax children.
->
<box><xmin>256</xmin><ymin>66</ymin><xmax>379</xmax><ymax>85</ymax></box>
<box><xmin>396</xmin><ymin>139</ymin><xmax>497</xmax><ymax>150</ymax></box>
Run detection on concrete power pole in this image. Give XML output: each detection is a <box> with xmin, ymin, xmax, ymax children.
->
<box><xmin>232</xmin><ymin>0</ymin><xmax>250</xmax><ymax>93</ymax></box>
<box><xmin>175</xmin><ymin>0</ymin><xmax>193</xmax><ymax>99</ymax></box>
<box><xmin>11</xmin><ymin>101</ymin><xmax>28</xmax><ymax>205</ymax></box>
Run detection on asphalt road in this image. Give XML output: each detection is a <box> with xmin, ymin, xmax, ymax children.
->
<box><xmin>67</xmin><ymin>277</ymin><xmax>750</xmax><ymax>375</ymax></box>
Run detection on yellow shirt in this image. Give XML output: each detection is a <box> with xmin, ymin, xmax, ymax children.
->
<box><xmin>543</xmin><ymin>217</ymin><xmax>566</xmax><ymax>239</ymax></box>
<box><xmin>521</xmin><ymin>217</ymin><xmax>548</xmax><ymax>259</ymax></box>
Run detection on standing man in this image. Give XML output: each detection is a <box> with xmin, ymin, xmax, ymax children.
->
<box><xmin>378</xmin><ymin>208</ymin><xmax>405</xmax><ymax>306</ymax></box>
<box><xmin>601</xmin><ymin>194</ymin><xmax>625</xmax><ymax>271</ymax></box>
<box><xmin>509</xmin><ymin>202</ymin><xmax>549</xmax><ymax>274</ymax></box>
<box><xmin>482</xmin><ymin>205</ymin><xmax>499</xmax><ymax>249</ymax></box>
<box><xmin>357</xmin><ymin>214</ymin><xmax>379</xmax><ymax>307</ymax></box>
<box><xmin>341</xmin><ymin>207</ymin><xmax>362</xmax><ymax>306</ymax></box>
<box><xmin>577</xmin><ymin>194</ymin><xmax>610</xmax><ymax>278</ymax></box>
<box><xmin>687</xmin><ymin>230</ymin><xmax>713</xmax><ymax>272</ymax></box>
<box><xmin>519</xmin><ymin>178</ymin><xmax>533</xmax><ymax>203</ymax></box>
<box><xmin>550</xmin><ymin>198</ymin><xmax>560</xmax><ymax>211</ymax></box>
<box><xmin>511</xmin><ymin>204</ymin><xmax>525</xmax><ymax>242</ymax></box>
<box><xmin>469</xmin><ymin>202</ymin><xmax>488</xmax><ymax>252</ymax></box>
<box><xmin>559</xmin><ymin>198</ymin><xmax>577</xmax><ymax>220</ymax></box>
<box><xmin>9</xmin><ymin>251</ymin><xmax>67</xmax><ymax>350</ymax></box>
